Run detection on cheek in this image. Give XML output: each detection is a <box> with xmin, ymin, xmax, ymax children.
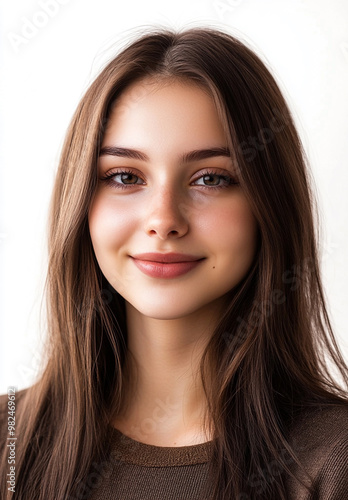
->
<box><xmin>88</xmin><ymin>194</ymin><xmax>135</xmax><ymax>255</ymax></box>
<box><xmin>197</xmin><ymin>198</ymin><xmax>258</xmax><ymax>257</ymax></box>
<box><xmin>208</xmin><ymin>204</ymin><xmax>258</xmax><ymax>287</ymax></box>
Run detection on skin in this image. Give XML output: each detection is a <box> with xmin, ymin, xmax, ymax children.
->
<box><xmin>88</xmin><ymin>77</ymin><xmax>259</xmax><ymax>446</ymax></box>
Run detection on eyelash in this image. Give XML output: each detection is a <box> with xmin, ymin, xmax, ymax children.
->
<box><xmin>99</xmin><ymin>169</ymin><xmax>239</xmax><ymax>191</ymax></box>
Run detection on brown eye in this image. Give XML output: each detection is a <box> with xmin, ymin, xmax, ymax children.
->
<box><xmin>192</xmin><ymin>171</ymin><xmax>236</xmax><ymax>189</ymax></box>
<box><xmin>202</xmin><ymin>174</ymin><xmax>221</xmax><ymax>186</ymax></box>
<box><xmin>100</xmin><ymin>169</ymin><xmax>145</xmax><ymax>189</ymax></box>
<box><xmin>119</xmin><ymin>173</ymin><xmax>140</xmax><ymax>184</ymax></box>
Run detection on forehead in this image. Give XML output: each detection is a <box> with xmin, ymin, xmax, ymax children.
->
<box><xmin>113</xmin><ymin>76</ymin><xmax>212</xmax><ymax>109</ymax></box>
<box><xmin>103</xmin><ymin>77</ymin><xmax>228</xmax><ymax>148</ymax></box>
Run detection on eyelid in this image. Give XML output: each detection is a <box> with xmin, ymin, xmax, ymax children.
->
<box><xmin>99</xmin><ymin>165</ymin><xmax>235</xmax><ymax>178</ymax></box>
<box><xmin>100</xmin><ymin>166</ymin><xmax>146</xmax><ymax>180</ymax></box>
<box><xmin>191</xmin><ymin>167</ymin><xmax>236</xmax><ymax>180</ymax></box>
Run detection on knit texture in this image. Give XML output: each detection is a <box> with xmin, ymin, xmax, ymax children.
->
<box><xmin>87</xmin><ymin>427</ymin><xmax>214</xmax><ymax>500</ymax></box>
<box><xmin>1</xmin><ymin>389</ymin><xmax>348</xmax><ymax>499</ymax></box>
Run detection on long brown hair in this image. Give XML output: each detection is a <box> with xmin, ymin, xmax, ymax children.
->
<box><xmin>2</xmin><ymin>26</ymin><xmax>348</xmax><ymax>500</ymax></box>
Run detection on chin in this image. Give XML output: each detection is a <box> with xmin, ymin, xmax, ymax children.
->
<box><xmin>135</xmin><ymin>307</ymin><xmax>197</xmax><ymax>321</ymax></box>
<box><xmin>126</xmin><ymin>298</ymin><xmax>206</xmax><ymax>321</ymax></box>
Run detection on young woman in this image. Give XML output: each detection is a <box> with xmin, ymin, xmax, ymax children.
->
<box><xmin>1</xmin><ymin>26</ymin><xmax>348</xmax><ymax>500</ymax></box>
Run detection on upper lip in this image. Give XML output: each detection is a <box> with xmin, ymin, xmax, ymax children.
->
<box><xmin>131</xmin><ymin>252</ymin><xmax>205</xmax><ymax>263</ymax></box>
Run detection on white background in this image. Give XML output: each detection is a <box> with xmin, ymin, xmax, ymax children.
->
<box><xmin>0</xmin><ymin>0</ymin><xmax>348</xmax><ymax>394</ymax></box>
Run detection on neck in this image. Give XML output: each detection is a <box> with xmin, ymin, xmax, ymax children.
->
<box><xmin>114</xmin><ymin>299</ymin><xmax>224</xmax><ymax>446</ymax></box>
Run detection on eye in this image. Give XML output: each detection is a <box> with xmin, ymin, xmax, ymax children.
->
<box><xmin>197</xmin><ymin>174</ymin><xmax>224</xmax><ymax>186</ymax></box>
<box><xmin>115</xmin><ymin>172</ymin><xmax>142</xmax><ymax>185</ymax></box>
<box><xmin>192</xmin><ymin>171</ymin><xmax>238</xmax><ymax>189</ymax></box>
<box><xmin>99</xmin><ymin>168</ymin><xmax>239</xmax><ymax>191</ymax></box>
<box><xmin>99</xmin><ymin>169</ymin><xmax>145</xmax><ymax>188</ymax></box>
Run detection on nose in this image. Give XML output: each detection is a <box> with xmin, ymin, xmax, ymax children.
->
<box><xmin>144</xmin><ymin>187</ymin><xmax>189</xmax><ymax>239</ymax></box>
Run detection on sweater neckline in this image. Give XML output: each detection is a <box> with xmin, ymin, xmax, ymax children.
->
<box><xmin>109</xmin><ymin>427</ymin><xmax>214</xmax><ymax>466</ymax></box>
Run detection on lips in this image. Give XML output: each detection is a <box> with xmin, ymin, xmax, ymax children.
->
<box><xmin>130</xmin><ymin>253</ymin><xmax>205</xmax><ymax>278</ymax></box>
<box><xmin>132</xmin><ymin>252</ymin><xmax>204</xmax><ymax>263</ymax></box>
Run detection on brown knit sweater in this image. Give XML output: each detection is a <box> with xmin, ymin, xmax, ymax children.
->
<box><xmin>1</xmin><ymin>389</ymin><xmax>348</xmax><ymax>499</ymax></box>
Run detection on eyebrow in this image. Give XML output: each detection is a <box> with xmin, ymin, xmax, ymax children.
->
<box><xmin>98</xmin><ymin>146</ymin><xmax>231</xmax><ymax>163</ymax></box>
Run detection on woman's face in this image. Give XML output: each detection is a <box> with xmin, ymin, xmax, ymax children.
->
<box><xmin>88</xmin><ymin>78</ymin><xmax>259</xmax><ymax>320</ymax></box>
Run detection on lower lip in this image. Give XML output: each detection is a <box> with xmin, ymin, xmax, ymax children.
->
<box><xmin>131</xmin><ymin>258</ymin><xmax>204</xmax><ymax>279</ymax></box>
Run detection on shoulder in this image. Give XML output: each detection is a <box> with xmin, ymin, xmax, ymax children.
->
<box><xmin>285</xmin><ymin>402</ymin><xmax>348</xmax><ymax>499</ymax></box>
